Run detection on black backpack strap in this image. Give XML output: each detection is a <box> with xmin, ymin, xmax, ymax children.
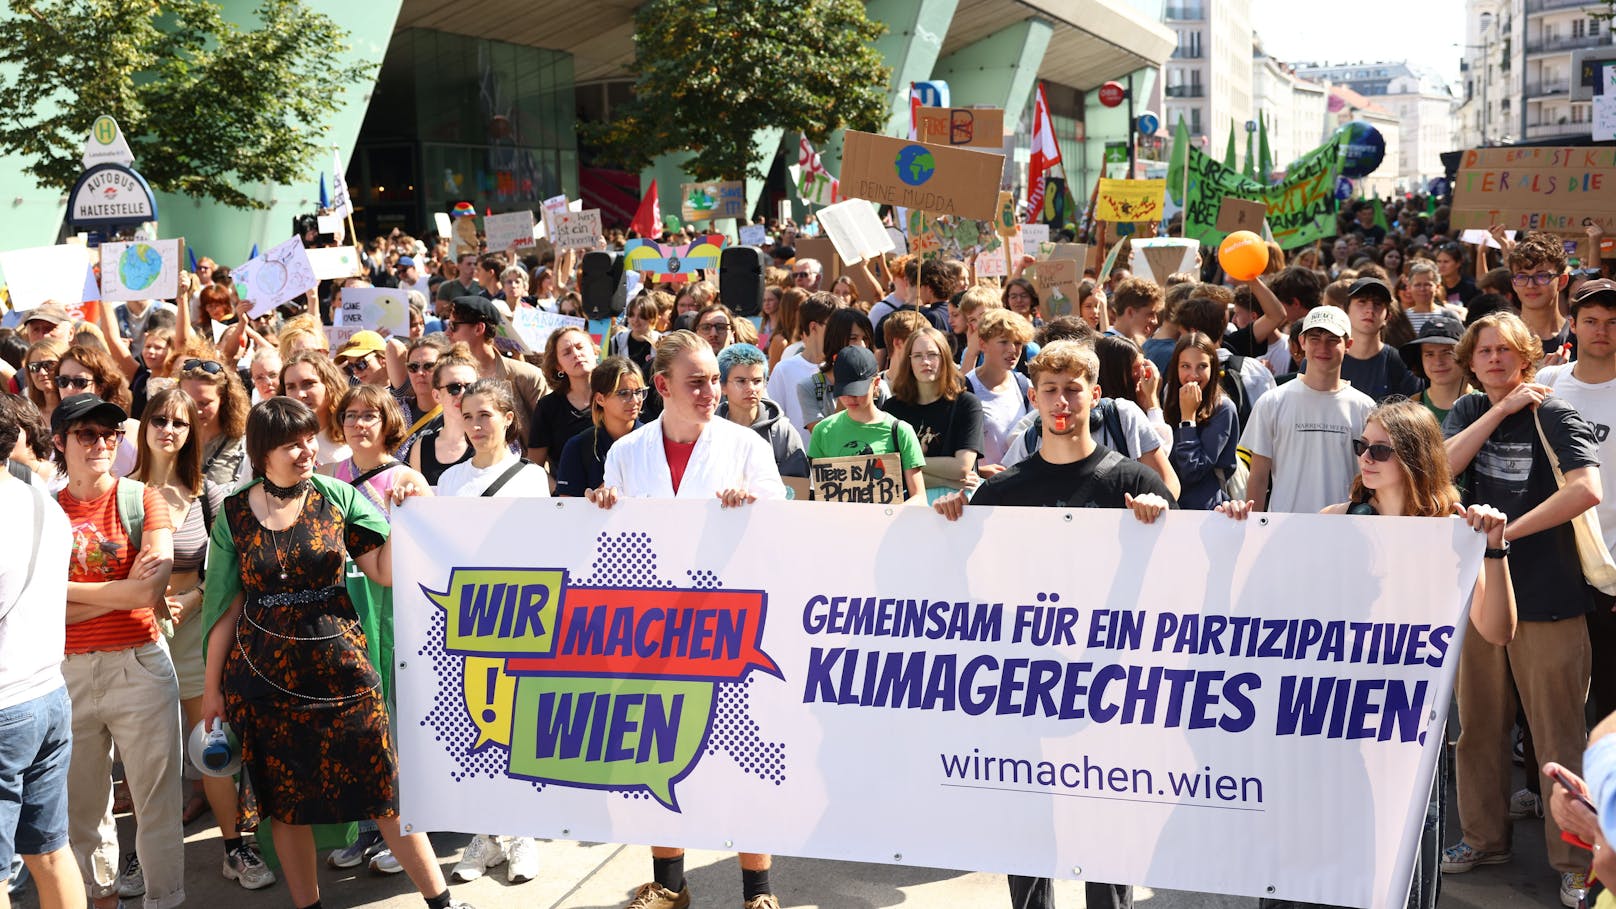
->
<box><xmin>482</xmin><ymin>458</ymin><xmax>532</xmax><ymax>497</ymax></box>
<box><xmin>348</xmin><ymin>460</ymin><xmax>399</xmax><ymax>490</ymax></box>
<box><xmin>1060</xmin><ymin>448</ymin><xmax>1125</xmax><ymax>508</ymax></box>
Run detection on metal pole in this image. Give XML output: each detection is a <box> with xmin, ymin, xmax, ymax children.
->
<box><xmin>1126</xmin><ymin>73</ymin><xmax>1137</xmax><ymax>177</ymax></box>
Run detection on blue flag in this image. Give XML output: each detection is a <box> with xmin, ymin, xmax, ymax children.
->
<box><xmin>188</xmin><ymin>247</ymin><xmax>199</xmax><ymax>273</ymax></box>
<box><xmin>248</xmin><ymin>243</ymin><xmax>259</xmax><ymax>260</ymax></box>
<box><xmin>319</xmin><ymin>173</ymin><xmax>330</xmax><ymax>210</ymax></box>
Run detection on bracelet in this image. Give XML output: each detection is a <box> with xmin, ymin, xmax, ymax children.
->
<box><xmin>172</xmin><ymin>582</ymin><xmax>204</xmax><ymax>598</ymax></box>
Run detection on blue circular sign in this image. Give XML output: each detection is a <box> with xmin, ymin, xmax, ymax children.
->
<box><xmin>1337</xmin><ymin>120</ymin><xmax>1386</xmax><ymax>179</ymax></box>
<box><xmin>1136</xmin><ymin>113</ymin><xmax>1160</xmax><ymax>136</ymax></box>
<box><xmin>894</xmin><ymin>145</ymin><xmax>936</xmax><ymax>186</ymax></box>
<box><xmin>1335</xmin><ymin>176</ymin><xmax>1354</xmax><ymax>201</ymax></box>
<box><xmin>1427</xmin><ymin>177</ymin><xmax>1450</xmax><ymax>197</ymax></box>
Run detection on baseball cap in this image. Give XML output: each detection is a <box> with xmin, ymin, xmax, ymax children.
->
<box><xmin>831</xmin><ymin>346</ymin><xmax>879</xmax><ymax>397</ymax></box>
<box><xmin>770</xmin><ymin>245</ymin><xmax>796</xmax><ymax>262</ymax></box>
<box><xmin>451</xmin><ymin>295</ymin><xmax>500</xmax><ymax>327</ymax></box>
<box><xmin>396</xmin><ymin>255</ymin><xmax>416</xmax><ymax>269</ymax></box>
<box><xmin>1300</xmin><ymin>306</ymin><xmax>1351</xmax><ymax>337</ymax></box>
<box><xmin>1398</xmin><ymin>313</ymin><xmax>1465</xmax><ymax>377</ymax></box>
<box><xmin>25</xmin><ymin>302</ymin><xmax>72</xmax><ymax>326</ymax></box>
<box><xmin>334</xmin><ymin>330</ymin><xmax>386</xmax><ymax>363</ymax></box>
<box><xmin>1347</xmin><ymin>277</ymin><xmax>1393</xmax><ymax>303</ymax></box>
<box><xmin>51</xmin><ymin>394</ymin><xmax>127</xmax><ymax>436</ymax></box>
<box><xmin>1571</xmin><ymin>278</ymin><xmax>1616</xmax><ymax>313</ymax></box>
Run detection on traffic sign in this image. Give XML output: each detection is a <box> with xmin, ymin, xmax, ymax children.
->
<box><xmin>1098</xmin><ymin>82</ymin><xmax>1126</xmax><ymax>108</ymax></box>
<box><xmin>81</xmin><ymin>115</ymin><xmax>135</xmax><ymax>168</ymax></box>
<box><xmin>1136</xmin><ymin>112</ymin><xmax>1161</xmax><ymax>136</ymax></box>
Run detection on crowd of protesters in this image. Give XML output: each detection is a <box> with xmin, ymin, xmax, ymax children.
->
<box><xmin>0</xmin><ymin>192</ymin><xmax>1613</xmax><ymax>909</ymax></box>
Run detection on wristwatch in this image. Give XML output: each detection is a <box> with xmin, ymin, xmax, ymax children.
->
<box><xmin>1179</xmin><ymin>420</ymin><xmax>1195</xmax><ymax>429</ymax></box>
<box><xmin>1484</xmin><ymin>540</ymin><xmax>1511</xmax><ymax>559</ymax></box>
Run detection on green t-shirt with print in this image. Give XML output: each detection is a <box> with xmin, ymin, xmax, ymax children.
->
<box><xmin>808</xmin><ymin>410</ymin><xmax>925</xmax><ymax>470</ymax></box>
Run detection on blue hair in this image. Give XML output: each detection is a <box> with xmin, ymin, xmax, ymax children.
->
<box><xmin>716</xmin><ymin>343</ymin><xmax>768</xmax><ymax>383</ymax></box>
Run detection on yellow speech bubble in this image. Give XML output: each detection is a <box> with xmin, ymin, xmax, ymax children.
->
<box><xmin>463</xmin><ymin>656</ymin><xmax>519</xmax><ymax>750</ymax></box>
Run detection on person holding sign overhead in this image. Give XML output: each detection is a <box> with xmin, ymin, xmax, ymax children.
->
<box><xmin>587</xmin><ymin>330</ymin><xmax>783</xmax><ymax>909</ymax></box>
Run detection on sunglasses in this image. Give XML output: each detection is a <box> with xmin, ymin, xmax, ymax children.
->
<box><xmin>791</xmin><ymin>272</ymin><xmax>813</xmax><ymax>278</ymax></box>
<box><xmin>68</xmin><ymin>427</ymin><xmax>125</xmax><ymax>448</ymax></box>
<box><xmin>438</xmin><ymin>381</ymin><xmax>472</xmax><ymax>397</ymax></box>
<box><xmin>342</xmin><ymin>355</ymin><xmax>375</xmax><ymax>377</ymax></box>
<box><xmin>54</xmin><ymin>375</ymin><xmax>93</xmax><ymax>391</ymax></box>
<box><xmin>1352</xmin><ymin>439</ymin><xmax>1396</xmax><ymax>462</ymax></box>
<box><xmin>406</xmin><ymin>361</ymin><xmax>438</xmax><ymax>373</ymax></box>
<box><xmin>182</xmin><ymin>359</ymin><xmax>226</xmax><ymax>375</ymax></box>
<box><xmin>149</xmin><ymin>415</ymin><xmax>190</xmax><ymax>431</ymax></box>
<box><xmin>27</xmin><ymin>361</ymin><xmax>57</xmax><ymax>374</ymax></box>
<box><xmin>697</xmin><ymin>321</ymin><xmax>732</xmax><ymax>335</ymax></box>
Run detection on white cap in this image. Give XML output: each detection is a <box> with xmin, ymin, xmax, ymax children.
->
<box><xmin>1300</xmin><ymin>305</ymin><xmax>1351</xmax><ymax>337</ymax></box>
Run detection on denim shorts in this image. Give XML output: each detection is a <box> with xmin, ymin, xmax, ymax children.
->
<box><xmin>0</xmin><ymin>685</ymin><xmax>72</xmax><ymax>874</ymax></box>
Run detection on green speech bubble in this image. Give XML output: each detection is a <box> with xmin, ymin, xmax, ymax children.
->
<box><xmin>422</xmin><ymin>569</ymin><xmax>564</xmax><ymax>656</ymax></box>
<box><xmin>508</xmin><ymin>676</ymin><xmax>715</xmax><ymax>810</ymax></box>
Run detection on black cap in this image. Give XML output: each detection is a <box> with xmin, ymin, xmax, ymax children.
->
<box><xmin>1347</xmin><ymin>277</ymin><xmax>1393</xmax><ymax>303</ymax></box>
<box><xmin>770</xmin><ymin>245</ymin><xmax>796</xmax><ymax>261</ymax></box>
<box><xmin>1571</xmin><ymin>278</ymin><xmax>1616</xmax><ymax>313</ymax></box>
<box><xmin>831</xmin><ymin>346</ymin><xmax>879</xmax><ymax>397</ymax></box>
<box><xmin>51</xmin><ymin>394</ymin><xmax>127</xmax><ymax>436</ymax></box>
<box><xmin>451</xmin><ymin>295</ymin><xmax>499</xmax><ymax>327</ymax></box>
<box><xmin>1399</xmin><ymin>313</ymin><xmax>1466</xmax><ymax>378</ymax></box>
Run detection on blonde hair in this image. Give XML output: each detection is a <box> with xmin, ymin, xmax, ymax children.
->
<box><xmin>977</xmin><ymin>309</ymin><xmax>1035</xmax><ymax>345</ymax></box>
<box><xmin>1028</xmin><ymin>340</ymin><xmax>1099</xmax><ymax>384</ymax></box>
<box><xmin>1348</xmin><ymin>399</ymin><xmax>1461</xmax><ymax>517</ymax></box>
<box><xmin>957</xmin><ymin>285</ymin><xmax>1003</xmax><ymax>319</ymax></box>
<box><xmin>1456</xmin><ymin>311</ymin><xmax>1544</xmax><ymax>385</ymax></box>
<box><xmin>652</xmin><ymin>330</ymin><xmax>711</xmax><ymax>378</ymax></box>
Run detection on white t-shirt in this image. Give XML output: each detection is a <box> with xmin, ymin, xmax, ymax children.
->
<box><xmin>767</xmin><ymin>353</ymin><xmax>819</xmax><ymax>440</ymax></box>
<box><xmin>0</xmin><ymin>477</ymin><xmax>71</xmax><ymax>710</ymax></box>
<box><xmin>966</xmin><ymin>369</ymin><xmax>1032</xmax><ymax>467</ymax></box>
<box><xmin>1240</xmin><ymin>379</ymin><xmax>1375</xmax><ymax>514</ymax></box>
<box><xmin>437</xmin><ymin>451</ymin><xmax>552</xmax><ymax>498</ymax></box>
<box><xmin>1000</xmin><ymin>398</ymin><xmax>1162</xmax><ymax>467</ymax></box>
<box><xmin>1538</xmin><ymin>364</ymin><xmax>1616</xmax><ymax>555</ymax></box>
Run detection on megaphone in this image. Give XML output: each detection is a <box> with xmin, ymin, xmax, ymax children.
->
<box><xmin>187</xmin><ymin>718</ymin><xmax>242</xmax><ymax>778</ymax></box>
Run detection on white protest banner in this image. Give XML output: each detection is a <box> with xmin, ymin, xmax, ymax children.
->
<box><xmin>233</xmin><ymin>237</ymin><xmax>318</xmax><ymax>317</ymax></box>
<box><xmin>1459</xmin><ymin>228</ymin><xmax>1517</xmax><ymax>249</ymax></box>
<box><xmin>394</xmin><ymin>499</ymin><xmax>1482</xmax><ymax>909</ymax></box>
<box><xmin>97</xmin><ymin>239</ymin><xmax>181</xmax><ymax>302</ymax></box>
<box><xmin>305</xmin><ymin>246</ymin><xmax>365</xmax><ymax>281</ymax></box>
<box><xmin>817</xmin><ymin>198</ymin><xmax>896</xmax><ymax>266</ymax></box>
<box><xmin>976</xmin><ymin>232</ymin><xmax>1022</xmax><ymax>278</ymax></box>
<box><xmin>1595</xmin><ymin>67</ymin><xmax>1616</xmax><ymax>142</ymax></box>
<box><xmin>0</xmin><ymin>244</ymin><xmax>98</xmax><ymax>310</ymax></box>
<box><xmin>336</xmin><ymin>286</ymin><xmax>410</xmax><ymax>341</ymax></box>
<box><xmin>316</xmin><ymin>214</ymin><xmax>346</xmax><ymax>240</ymax></box>
<box><xmin>1020</xmin><ymin>223</ymin><xmax>1050</xmax><ymax>248</ymax></box>
<box><xmin>541</xmin><ymin>194</ymin><xmax>570</xmax><ymax>239</ymax></box>
<box><xmin>485</xmin><ymin>211</ymin><xmax>537</xmax><ymax>253</ymax></box>
<box><xmin>552</xmin><ymin>210</ymin><xmax>603</xmax><ymax>250</ymax></box>
<box><xmin>331</xmin><ymin>148</ymin><xmax>353</xmax><ymax>218</ymax></box>
<box><xmin>511</xmin><ymin>308</ymin><xmax>585</xmax><ymax>353</ymax></box>
<box><xmin>434</xmin><ymin>212</ymin><xmax>453</xmax><ymax>240</ymax></box>
<box><xmin>739</xmin><ymin>224</ymin><xmax>768</xmax><ymax>247</ymax></box>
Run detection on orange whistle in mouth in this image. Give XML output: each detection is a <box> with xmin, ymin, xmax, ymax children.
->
<box><xmin>1051</xmin><ymin>413</ymin><xmax>1070</xmax><ymax>432</ymax></box>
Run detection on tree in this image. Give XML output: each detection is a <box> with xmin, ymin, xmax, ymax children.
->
<box><xmin>0</xmin><ymin>0</ymin><xmax>374</xmax><ymax>209</ymax></box>
<box><xmin>587</xmin><ymin>0</ymin><xmax>891</xmax><ymax>182</ymax></box>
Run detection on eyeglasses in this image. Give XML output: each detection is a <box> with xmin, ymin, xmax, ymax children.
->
<box><xmin>406</xmin><ymin>361</ymin><xmax>438</xmax><ymax>373</ymax></box>
<box><xmin>909</xmin><ymin>351</ymin><xmax>943</xmax><ymax>363</ymax></box>
<box><xmin>697</xmin><ymin>321</ymin><xmax>732</xmax><ymax>335</ymax></box>
<box><xmin>1352</xmin><ymin>439</ymin><xmax>1397</xmax><ymax>463</ymax></box>
<box><xmin>150</xmin><ymin>415</ymin><xmax>189</xmax><ymax>431</ymax></box>
<box><xmin>54</xmin><ymin>375</ymin><xmax>93</xmax><ymax>391</ymax></box>
<box><xmin>182</xmin><ymin>359</ymin><xmax>225</xmax><ymax>375</ymax></box>
<box><xmin>1512</xmin><ymin>272</ymin><xmax>1560</xmax><ymax>286</ymax></box>
<box><xmin>68</xmin><ymin>427</ymin><xmax>125</xmax><ymax>448</ymax></box>
<box><xmin>341</xmin><ymin>410</ymin><xmax>382</xmax><ymax>425</ymax></box>
<box><xmin>26</xmin><ymin>361</ymin><xmax>57</xmax><ymax>374</ymax></box>
<box><xmin>438</xmin><ymin>381</ymin><xmax>472</xmax><ymax>397</ymax></box>
<box><xmin>611</xmin><ymin>388</ymin><xmax>650</xmax><ymax>402</ymax></box>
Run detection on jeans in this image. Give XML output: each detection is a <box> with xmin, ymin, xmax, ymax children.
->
<box><xmin>0</xmin><ymin>685</ymin><xmax>72</xmax><ymax>874</ymax></box>
<box><xmin>1007</xmin><ymin>875</ymin><xmax>1131</xmax><ymax>909</ymax></box>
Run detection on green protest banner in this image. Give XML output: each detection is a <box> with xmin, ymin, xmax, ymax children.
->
<box><xmin>1169</xmin><ymin>122</ymin><xmax>1342</xmax><ymax>249</ymax></box>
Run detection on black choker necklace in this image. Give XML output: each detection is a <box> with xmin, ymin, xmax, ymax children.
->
<box><xmin>263</xmin><ymin>476</ymin><xmax>310</xmax><ymax>500</ymax></box>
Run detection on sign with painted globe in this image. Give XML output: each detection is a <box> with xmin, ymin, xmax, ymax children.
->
<box><xmin>895</xmin><ymin>145</ymin><xmax>936</xmax><ymax>185</ymax></box>
<box><xmin>97</xmin><ymin>239</ymin><xmax>181</xmax><ymax>302</ymax></box>
<box><xmin>119</xmin><ymin>243</ymin><xmax>163</xmax><ymax>291</ymax></box>
<box><xmin>1336</xmin><ymin>120</ymin><xmax>1386</xmax><ymax>179</ymax></box>
<box><xmin>838</xmin><ymin>130</ymin><xmax>1005</xmax><ymax>221</ymax></box>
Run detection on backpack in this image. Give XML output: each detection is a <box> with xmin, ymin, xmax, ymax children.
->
<box><xmin>112</xmin><ymin>478</ymin><xmax>172</xmax><ymax>637</ymax></box>
<box><xmin>1220</xmin><ymin>354</ymin><xmax>1252</xmax><ymax>433</ymax></box>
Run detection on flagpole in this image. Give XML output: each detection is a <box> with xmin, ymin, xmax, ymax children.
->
<box><xmin>335</xmin><ymin>145</ymin><xmax>360</xmax><ymax>249</ymax></box>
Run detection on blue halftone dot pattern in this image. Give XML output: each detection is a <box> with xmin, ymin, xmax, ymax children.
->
<box><xmin>419</xmin><ymin>610</ymin><xmax>529</xmax><ymax>784</ymax></box>
<box><xmin>710</xmin><ymin>676</ymin><xmax>787</xmax><ymax>785</ymax></box>
<box><xmin>578</xmin><ymin>531</ymin><xmax>674</xmax><ymax>588</ymax></box>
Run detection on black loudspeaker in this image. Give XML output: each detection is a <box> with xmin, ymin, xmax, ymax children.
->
<box><xmin>719</xmin><ymin>246</ymin><xmax>768</xmax><ymax>317</ymax></box>
<box><xmin>580</xmin><ymin>251</ymin><xmax>626</xmax><ymax>320</ymax></box>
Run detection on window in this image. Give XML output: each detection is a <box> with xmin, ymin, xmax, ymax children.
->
<box><xmin>1190</xmin><ymin>108</ymin><xmax>1203</xmax><ymax>134</ymax></box>
<box><xmin>1574</xmin><ymin>19</ymin><xmax>1585</xmax><ymax>38</ymax></box>
<box><xmin>1592</xmin><ymin>18</ymin><xmax>1601</xmax><ymax>36</ymax></box>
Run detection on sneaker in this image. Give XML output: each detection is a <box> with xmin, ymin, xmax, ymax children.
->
<box><xmin>116</xmin><ymin>854</ymin><xmax>145</xmax><ymax>898</ymax></box>
<box><xmin>444</xmin><ymin>900</ymin><xmax>479</xmax><ymax>909</ymax></box>
<box><xmin>1508</xmin><ymin>788</ymin><xmax>1544</xmax><ymax>820</ymax></box>
<box><xmin>624</xmin><ymin>882</ymin><xmax>691</xmax><ymax>909</ymax></box>
<box><xmin>506</xmin><ymin>836</ymin><xmax>539</xmax><ymax>884</ymax></box>
<box><xmin>744</xmin><ymin>896</ymin><xmax>781</xmax><ymax>909</ymax></box>
<box><xmin>369</xmin><ymin>848</ymin><xmax>403</xmax><ymax>875</ymax></box>
<box><xmin>1513</xmin><ymin>732</ymin><xmax>1526</xmax><ymax>766</ymax></box>
<box><xmin>223</xmin><ymin>843</ymin><xmax>276</xmax><ymax>891</ymax></box>
<box><xmin>1440</xmin><ymin>841</ymin><xmax>1512</xmax><ymax>873</ymax></box>
<box><xmin>450</xmin><ymin>834</ymin><xmax>506</xmax><ymax>882</ymax></box>
<box><xmin>8</xmin><ymin>855</ymin><xmax>29</xmax><ymax>895</ymax></box>
<box><xmin>1561</xmin><ymin>871</ymin><xmax>1589</xmax><ymax>908</ymax></box>
<box><xmin>327</xmin><ymin>828</ymin><xmax>384</xmax><ymax>869</ymax></box>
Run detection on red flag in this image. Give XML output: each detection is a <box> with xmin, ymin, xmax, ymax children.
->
<box><xmin>630</xmin><ymin>179</ymin><xmax>661</xmax><ymax>238</ymax></box>
<box><xmin>909</xmin><ymin>84</ymin><xmax>922</xmax><ymax>140</ymax></box>
<box><xmin>1026</xmin><ymin>83</ymin><xmax>1063</xmax><ymax>222</ymax></box>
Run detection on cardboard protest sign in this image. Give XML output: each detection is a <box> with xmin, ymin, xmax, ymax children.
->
<box><xmin>0</xmin><ymin>244</ymin><xmax>98</xmax><ymax>310</ymax></box>
<box><xmin>485</xmin><ymin>211</ymin><xmax>537</xmax><ymax>252</ymax></box>
<box><xmin>1050</xmin><ymin>242</ymin><xmax>1091</xmax><ymax>275</ymax></box>
<box><xmin>334</xmin><ymin>286</ymin><xmax>410</xmax><ymax>345</ymax></box>
<box><xmin>1451</xmin><ymin>147</ymin><xmax>1616</xmax><ymax>235</ymax></box>
<box><xmin>976</xmin><ymin>232</ymin><xmax>1023</xmax><ymax>278</ymax></box>
<box><xmin>817</xmin><ymin>198</ymin><xmax>896</xmax><ymax>266</ymax></box>
<box><xmin>915</xmin><ymin>107</ymin><xmax>1006</xmax><ymax>149</ymax></box>
<box><xmin>810</xmin><ymin>453</ymin><xmax>903</xmax><ymax>504</ymax></box>
<box><xmin>1130</xmin><ymin>237</ymin><xmax>1199</xmax><ymax>285</ymax></box>
<box><xmin>512</xmin><ymin>308</ymin><xmax>586</xmax><ymax>353</ymax></box>
<box><xmin>905</xmin><ymin>211</ymin><xmax>945</xmax><ymax>257</ymax></box>
<box><xmin>234</xmin><ymin>237</ymin><xmax>319</xmax><ymax>317</ymax></box>
<box><xmin>305</xmin><ymin>246</ymin><xmax>365</xmax><ymax>281</ymax></box>
<box><xmin>995</xmin><ymin>191</ymin><xmax>1018</xmax><ymax>237</ymax></box>
<box><xmin>681</xmin><ymin>181</ymin><xmax>747</xmax><ymax>222</ymax></box>
<box><xmin>1029</xmin><ymin>259</ymin><xmax>1080</xmax><ymax>318</ymax></box>
<box><xmin>840</xmin><ymin>131</ymin><xmax>1005</xmax><ymax>221</ymax></box>
<box><xmin>552</xmin><ymin>210</ymin><xmax>603</xmax><ymax>250</ymax></box>
<box><xmin>1095</xmin><ymin>179</ymin><xmax>1166</xmax><ymax>223</ymax></box>
<box><xmin>1216</xmin><ymin>197</ymin><xmax>1268</xmax><ymax>234</ymax></box>
<box><xmin>792</xmin><ymin>237</ymin><xmax>841</xmax><ymax>283</ymax></box>
<box><xmin>98</xmin><ymin>239</ymin><xmax>182</xmax><ymax>302</ymax></box>
<box><xmin>739</xmin><ymin>224</ymin><xmax>768</xmax><ymax>247</ymax></box>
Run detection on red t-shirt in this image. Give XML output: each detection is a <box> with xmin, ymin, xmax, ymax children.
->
<box><xmin>59</xmin><ymin>483</ymin><xmax>171</xmax><ymax>654</ymax></box>
<box><xmin>664</xmin><ymin>435</ymin><xmax>696</xmax><ymax>494</ymax></box>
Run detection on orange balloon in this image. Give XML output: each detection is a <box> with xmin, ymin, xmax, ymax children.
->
<box><xmin>1219</xmin><ymin>230</ymin><xmax>1269</xmax><ymax>281</ymax></box>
